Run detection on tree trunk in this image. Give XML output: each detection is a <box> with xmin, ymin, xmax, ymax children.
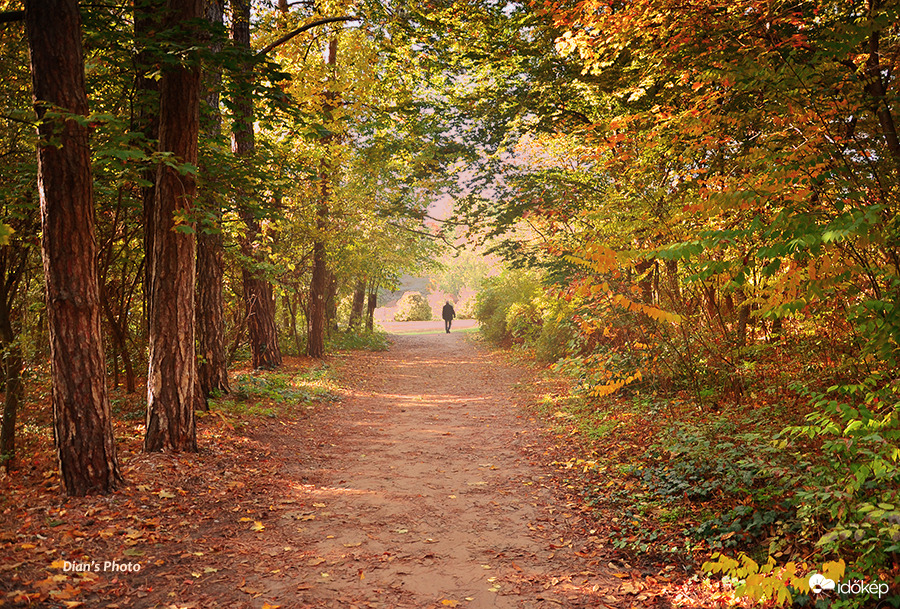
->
<box><xmin>144</xmin><ymin>0</ymin><xmax>202</xmax><ymax>453</ymax></box>
<box><xmin>0</xmin><ymin>242</ymin><xmax>27</xmax><ymax>470</ymax></box>
<box><xmin>365</xmin><ymin>285</ymin><xmax>377</xmax><ymax>331</ymax></box>
<box><xmin>663</xmin><ymin>259</ymin><xmax>681</xmax><ymax>308</ymax></box>
<box><xmin>308</xmin><ymin>238</ymin><xmax>327</xmax><ymax>357</ymax></box>
<box><xmin>325</xmin><ymin>270</ymin><xmax>339</xmax><ymax>334</ymax></box>
<box><xmin>735</xmin><ymin>287</ymin><xmax>751</xmax><ymax>347</ymax></box>
<box><xmin>99</xmin><ymin>287</ymin><xmax>137</xmax><ymax>393</ymax></box>
<box><xmin>196</xmin><ymin>0</ymin><xmax>229</xmax><ymax>398</ymax></box>
<box><xmin>0</xmin><ymin>343</ymin><xmax>22</xmax><ymax>472</ymax></box>
<box><xmin>307</xmin><ymin>37</ymin><xmax>338</xmax><ymax>358</ymax></box>
<box><xmin>232</xmin><ymin>0</ymin><xmax>282</xmax><ymax>369</ymax></box>
<box><xmin>863</xmin><ymin>7</ymin><xmax>900</xmax><ymax>167</ymax></box>
<box><xmin>25</xmin><ymin>0</ymin><xmax>121</xmax><ymax>494</ymax></box>
<box><xmin>635</xmin><ymin>259</ymin><xmax>655</xmax><ymax>304</ymax></box>
<box><xmin>134</xmin><ymin>0</ymin><xmax>162</xmax><ymax>336</ymax></box>
<box><xmin>348</xmin><ymin>279</ymin><xmax>366</xmax><ymax>329</ymax></box>
<box><xmin>286</xmin><ymin>290</ymin><xmax>304</xmax><ymax>355</ymax></box>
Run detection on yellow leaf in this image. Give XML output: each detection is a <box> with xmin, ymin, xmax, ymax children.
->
<box><xmin>250</xmin><ymin>521</ymin><xmax>265</xmax><ymax>532</ymax></box>
<box><xmin>441</xmin><ymin>601</ymin><xmax>459</xmax><ymax>607</ymax></box>
<box><xmin>262</xmin><ymin>603</ymin><xmax>281</xmax><ymax>609</ymax></box>
<box><xmin>822</xmin><ymin>559</ymin><xmax>845</xmax><ymax>583</ymax></box>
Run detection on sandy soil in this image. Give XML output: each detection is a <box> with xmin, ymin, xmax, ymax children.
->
<box><xmin>235</xmin><ymin>327</ymin><xmax>642</xmax><ymax>608</ymax></box>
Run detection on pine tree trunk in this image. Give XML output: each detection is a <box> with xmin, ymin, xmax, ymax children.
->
<box><xmin>196</xmin><ymin>0</ymin><xmax>229</xmax><ymax>398</ymax></box>
<box><xmin>25</xmin><ymin>0</ymin><xmax>121</xmax><ymax>494</ymax></box>
<box><xmin>144</xmin><ymin>0</ymin><xmax>202</xmax><ymax>453</ymax></box>
<box><xmin>232</xmin><ymin>0</ymin><xmax>281</xmax><ymax>369</ymax></box>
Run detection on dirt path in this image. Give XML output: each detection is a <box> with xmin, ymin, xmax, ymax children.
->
<box><xmin>1</xmin><ymin>324</ymin><xmax>669</xmax><ymax>608</ymax></box>
<box><xmin>238</xmin><ymin>326</ymin><xmax>634</xmax><ymax>608</ymax></box>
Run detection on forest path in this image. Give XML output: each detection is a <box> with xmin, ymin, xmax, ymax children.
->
<box><xmin>245</xmin><ymin>324</ymin><xmax>633</xmax><ymax>608</ymax></box>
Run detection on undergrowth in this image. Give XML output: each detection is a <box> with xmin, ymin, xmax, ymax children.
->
<box><xmin>207</xmin><ymin>364</ymin><xmax>340</xmax><ymax>424</ymax></box>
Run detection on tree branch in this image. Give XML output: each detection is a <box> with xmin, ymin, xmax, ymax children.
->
<box><xmin>256</xmin><ymin>16</ymin><xmax>358</xmax><ymax>57</ymax></box>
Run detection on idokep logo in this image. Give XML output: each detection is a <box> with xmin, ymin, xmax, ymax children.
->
<box><xmin>809</xmin><ymin>573</ymin><xmax>835</xmax><ymax>594</ymax></box>
<box><xmin>808</xmin><ymin>573</ymin><xmax>891</xmax><ymax>599</ymax></box>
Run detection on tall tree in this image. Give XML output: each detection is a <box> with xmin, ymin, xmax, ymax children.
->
<box><xmin>306</xmin><ymin>36</ymin><xmax>338</xmax><ymax>359</ymax></box>
<box><xmin>144</xmin><ymin>0</ymin><xmax>203</xmax><ymax>452</ymax></box>
<box><xmin>196</xmin><ymin>0</ymin><xmax>230</xmax><ymax>398</ymax></box>
<box><xmin>0</xmin><ymin>236</ymin><xmax>29</xmax><ymax>470</ymax></box>
<box><xmin>24</xmin><ymin>0</ymin><xmax>121</xmax><ymax>494</ymax></box>
<box><xmin>133</xmin><ymin>0</ymin><xmax>162</xmax><ymax>334</ymax></box>
<box><xmin>232</xmin><ymin>0</ymin><xmax>282</xmax><ymax>369</ymax></box>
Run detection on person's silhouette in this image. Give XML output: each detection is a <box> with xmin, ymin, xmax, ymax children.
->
<box><xmin>442</xmin><ymin>301</ymin><xmax>455</xmax><ymax>333</ymax></box>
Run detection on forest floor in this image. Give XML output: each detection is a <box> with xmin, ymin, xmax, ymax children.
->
<box><xmin>0</xmin><ymin>323</ymin><xmax>740</xmax><ymax>608</ymax></box>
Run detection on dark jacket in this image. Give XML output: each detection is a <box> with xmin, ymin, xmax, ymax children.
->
<box><xmin>442</xmin><ymin>303</ymin><xmax>455</xmax><ymax>321</ymax></box>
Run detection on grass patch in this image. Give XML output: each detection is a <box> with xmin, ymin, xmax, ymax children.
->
<box><xmin>207</xmin><ymin>364</ymin><xmax>340</xmax><ymax>422</ymax></box>
<box><xmin>327</xmin><ymin>329</ymin><xmax>391</xmax><ymax>351</ymax></box>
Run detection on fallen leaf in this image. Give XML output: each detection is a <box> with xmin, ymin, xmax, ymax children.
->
<box><xmin>250</xmin><ymin>521</ymin><xmax>265</xmax><ymax>532</ymax></box>
<box><xmin>441</xmin><ymin>601</ymin><xmax>459</xmax><ymax>607</ymax></box>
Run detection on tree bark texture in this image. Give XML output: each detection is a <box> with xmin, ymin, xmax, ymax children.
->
<box><xmin>307</xmin><ymin>37</ymin><xmax>338</xmax><ymax>358</ymax></box>
<box><xmin>232</xmin><ymin>0</ymin><xmax>281</xmax><ymax>369</ymax></box>
<box><xmin>196</xmin><ymin>0</ymin><xmax>230</xmax><ymax>397</ymax></box>
<box><xmin>25</xmin><ymin>0</ymin><xmax>121</xmax><ymax>494</ymax></box>
<box><xmin>144</xmin><ymin>0</ymin><xmax>203</xmax><ymax>453</ymax></box>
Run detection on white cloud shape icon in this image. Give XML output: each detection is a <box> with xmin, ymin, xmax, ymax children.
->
<box><xmin>809</xmin><ymin>573</ymin><xmax>836</xmax><ymax>594</ymax></box>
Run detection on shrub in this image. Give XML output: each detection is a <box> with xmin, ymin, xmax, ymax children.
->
<box><xmin>393</xmin><ymin>291</ymin><xmax>432</xmax><ymax>321</ymax></box>
<box><xmin>474</xmin><ymin>269</ymin><xmax>543</xmax><ymax>345</ymax></box>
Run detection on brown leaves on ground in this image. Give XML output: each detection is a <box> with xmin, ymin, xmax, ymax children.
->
<box><xmin>0</xmin><ymin>342</ymin><xmax>743</xmax><ymax>608</ymax></box>
<box><xmin>0</xmin><ymin>357</ymin><xmax>324</xmax><ymax>608</ymax></box>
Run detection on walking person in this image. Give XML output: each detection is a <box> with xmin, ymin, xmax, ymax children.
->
<box><xmin>442</xmin><ymin>301</ymin><xmax>455</xmax><ymax>333</ymax></box>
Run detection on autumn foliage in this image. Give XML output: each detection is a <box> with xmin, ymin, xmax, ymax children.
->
<box><xmin>458</xmin><ymin>0</ymin><xmax>900</xmax><ymax>604</ymax></box>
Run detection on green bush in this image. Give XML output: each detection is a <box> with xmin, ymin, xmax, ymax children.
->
<box><xmin>327</xmin><ymin>329</ymin><xmax>390</xmax><ymax>351</ymax></box>
<box><xmin>782</xmin><ymin>374</ymin><xmax>900</xmax><ymax>576</ymax></box>
<box><xmin>474</xmin><ymin>269</ymin><xmax>543</xmax><ymax>345</ymax></box>
<box><xmin>474</xmin><ymin>269</ymin><xmax>574</xmax><ymax>362</ymax></box>
<box><xmin>393</xmin><ymin>291</ymin><xmax>432</xmax><ymax>321</ymax></box>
